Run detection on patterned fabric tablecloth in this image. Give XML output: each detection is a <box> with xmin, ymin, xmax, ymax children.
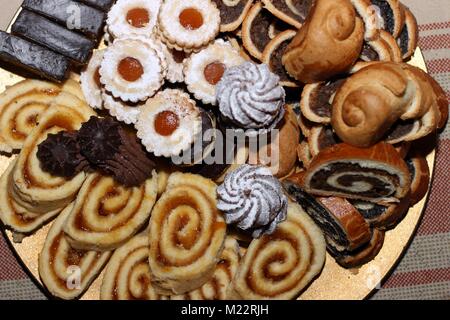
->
<box><xmin>0</xmin><ymin>0</ymin><xmax>449</xmax><ymax>300</ymax></box>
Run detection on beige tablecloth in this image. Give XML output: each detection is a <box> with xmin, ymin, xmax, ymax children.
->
<box><xmin>0</xmin><ymin>0</ymin><xmax>449</xmax><ymax>300</ymax></box>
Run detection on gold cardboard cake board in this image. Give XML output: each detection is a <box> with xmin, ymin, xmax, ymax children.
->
<box><xmin>0</xmin><ymin>7</ymin><xmax>434</xmax><ymax>300</ymax></box>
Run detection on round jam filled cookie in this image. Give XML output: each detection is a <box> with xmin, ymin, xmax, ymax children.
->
<box><xmin>157</xmin><ymin>0</ymin><xmax>221</xmax><ymax>52</ymax></box>
<box><xmin>184</xmin><ymin>40</ymin><xmax>245</xmax><ymax>105</ymax></box>
<box><xmin>211</xmin><ymin>0</ymin><xmax>254</xmax><ymax>32</ymax></box>
<box><xmin>136</xmin><ymin>89</ymin><xmax>202</xmax><ymax>158</ymax></box>
<box><xmin>162</xmin><ymin>46</ymin><xmax>189</xmax><ymax>83</ymax></box>
<box><xmin>102</xmin><ymin>90</ymin><xmax>146</xmax><ymax>125</ymax></box>
<box><xmin>107</xmin><ymin>0</ymin><xmax>161</xmax><ymax>39</ymax></box>
<box><xmin>100</xmin><ymin>37</ymin><xmax>166</xmax><ymax>103</ymax></box>
<box><xmin>261</xmin><ymin>0</ymin><xmax>314</xmax><ymax>29</ymax></box>
<box><xmin>262</xmin><ymin>30</ymin><xmax>298</xmax><ymax>87</ymax></box>
<box><xmin>242</xmin><ymin>2</ymin><xmax>290</xmax><ymax>61</ymax></box>
<box><xmin>80</xmin><ymin>50</ymin><xmax>105</xmax><ymax>110</ymax></box>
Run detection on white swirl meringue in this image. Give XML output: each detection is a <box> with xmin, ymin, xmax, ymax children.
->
<box><xmin>217</xmin><ymin>164</ymin><xmax>288</xmax><ymax>238</ymax></box>
<box><xmin>216</xmin><ymin>62</ymin><xmax>286</xmax><ymax>133</ymax></box>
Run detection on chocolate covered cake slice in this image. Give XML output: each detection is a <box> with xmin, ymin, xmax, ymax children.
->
<box><xmin>0</xmin><ymin>31</ymin><xmax>70</xmax><ymax>82</ymax></box>
<box><xmin>77</xmin><ymin>0</ymin><xmax>115</xmax><ymax>12</ymax></box>
<box><xmin>12</xmin><ymin>10</ymin><xmax>95</xmax><ymax>65</ymax></box>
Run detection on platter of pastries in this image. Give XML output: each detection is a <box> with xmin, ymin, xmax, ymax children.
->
<box><xmin>0</xmin><ymin>0</ymin><xmax>447</xmax><ymax>300</ymax></box>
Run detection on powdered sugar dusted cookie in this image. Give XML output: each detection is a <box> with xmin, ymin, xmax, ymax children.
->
<box><xmin>136</xmin><ymin>89</ymin><xmax>202</xmax><ymax>157</ymax></box>
<box><xmin>157</xmin><ymin>0</ymin><xmax>221</xmax><ymax>52</ymax></box>
<box><xmin>80</xmin><ymin>50</ymin><xmax>105</xmax><ymax>110</ymax></box>
<box><xmin>184</xmin><ymin>40</ymin><xmax>245</xmax><ymax>105</ymax></box>
<box><xmin>107</xmin><ymin>0</ymin><xmax>161</xmax><ymax>40</ymax></box>
<box><xmin>100</xmin><ymin>37</ymin><xmax>166</xmax><ymax>103</ymax></box>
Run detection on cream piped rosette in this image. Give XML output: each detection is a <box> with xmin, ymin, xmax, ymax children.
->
<box><xmin>184</xmin><ymin>40</ymin><xmax>245</xmax><ymax>105</ymax></box>
<box><xmin>63</xmin><ymin>172</ymin><xmax>158</xmax><ymax>251</ymax></box>
<box><xmin>157</xmin><ymin>0</ymin><xmax>221</xmax><ymax>52</ymax></box>
<box><xmin>100</xmin><ymin>233</ymin><xmax>167</xmax><ymax>300</ymax></box>
<box><xmin>100</xmin><ymin>37</ymin><xmax>166</xmax><ymax>103</ymax></box>
<box><xmin>39</xmin><ymin>203</ymin><xmax>112</xmax><ymax>300</ymax></box>
<box><xmin>148</xmin><ymin>172</ymin><xmax>227</xmax><ymax>295</ymax></box>
<box><xmin>11</xmin><ymin>94</ymin><xmax>96</xmax><ymax>215</ymax></box>
<box><xmin>227</xmin><ymin>201</ymin><xmax>326</xmax><ymax>300</ymax></box>
<box><xmin>0</xmin><ymin>159</ymin><xmax>61</xmax><ymax>240</ymax></box>
<box><xmin>107</xmin><ymin>0</ymin><xmax>162</xmax><ymax>40</ymax></box>
<box><xmin>0</xmin><ymin>79</ymin><xmax>84</xmax><ymax>153</ymax></box>
<box><xmin>171</xmin><ymin>237</ymin><xmax>240</xmax><ymax>300</ymax></box>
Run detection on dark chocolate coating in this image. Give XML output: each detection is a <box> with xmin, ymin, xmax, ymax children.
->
<box><xmin>76</xmin><ymin>0</ymin><xmax>115</xmax><ymax>11</ymax></box>
<box><xmin>22</xmin><ymin>0</ymin><xmax>105</xmax><ymax>40</ymax></box>
<box><xmin>12</xmin><ymin>10</ymin><xmax>95</xmax><ymax>64</ymax></box>
<box><xmin>0</xmin><ymin>31</ymin><xmax>70</xmax><ymax>82</ymax></box>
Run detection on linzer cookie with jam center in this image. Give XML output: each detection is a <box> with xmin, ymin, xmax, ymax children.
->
<box><xmin>242</xmin><ymin>2</ymin><xmax>291</xmax><ymax>60</ymax></box>
<box><xmin>136</xmin><ymin>89</ymin><xmax>202</xmax><ymax>158</ymax></box>
<box><xmin>262</xmin><ymin>30</ymin><xmax>299</xmax><ymax>87</ymax></box>
<box><xmin>211</xmin><ymin>0</ymin><xmax>254</xmax><ymax>32</ymax></box>
<box><xmin>39</xmin><ymin>204</ymin><xmax>112</xmax><ymax>300</ymax></box>
<box><xmin>106</xmin><ymin>0</ymin><xmax>161</xmax><ymax>40</ymax></box>
<box><xmin>184</xmin><ymin>40</ymin><xmax>245</xmax><ymax>105</ymax></box>
<box><xmin>261</xmin><ymin>0</ymin><xmax>314</xmax><ymax>29</ymax></box>
<box><xmin>80</xmin><ymin>50</ymin><xmax>105</xmax><ymax>110</ymax></box>
<box><xmin>100</xmin><ymin>37</ymin><xmax>167</xmax><ymax>103</ymax></box>
<box><xmin>157</xmin><ymin>0</ymin><xmax>221</xmax><ymax>52</ymax></box>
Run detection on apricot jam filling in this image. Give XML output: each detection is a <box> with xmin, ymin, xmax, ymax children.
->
<box><xmin>204</xmin><ymin>62</ymin><xmax>225</xmax><ymax>85</ymax></box>
<box><xmin>154</xmin><ymin>111</ymin><xmax>180</xmax><ymax>136</ymax></box>
<box><xmin>179</xmin><ymin>8</ymin><xmax>204</xmax><ymax>30</ymax></box>
<box><xmin>126</xmin><ymin>8</ymin><xmax>150</xmax><ymax>28</ymax></box>
<box><xmin>118</xmin><ymin>57</ymin><xmax>144</xmax><ymax>82</ymax></box>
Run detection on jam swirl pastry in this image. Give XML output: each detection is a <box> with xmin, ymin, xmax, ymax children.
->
<box><xmin>63</xmin><ymin>172</ymin><xmax>158</xmax><ymax>251</ymax></box>
<box><xmin>217</xmin><ymin>165</ymin><xmax>288</xmax><ymax>238</ymax></box>
<box><xmin>148</xmin><ymin>173</ymin><xmax>227</xmax><ymax>295</ymax></box>
<box><xmin>171</xmin><ymin>237</ymin><xmax>240</xmax><ymax>300</ymax></box>
<box><xmin>157</xmin><ymin>0</ymin><xmax>221</xmax><ymax>52</ymax></box>
<box><xmin>80</xmin><ymin>50</ymin><xmax>105</xmax><ymax>110</ymax></box>
<box><xmin>101</xmin><ymin>233</ymin><xmax>168</xmax><ymax>300</ymax></box>
<box><xmin>11</xmin><ymin>94</ymin><xmax>96</xmax><ymax>215</ymax></box>
<box><xmin>136</xmin><ymin>89</ymin><xmax>202</xmax><ymax>158</ymax></box>
<box><xmin>0</xmin><ymin>79</ymin><xmax>84</xmax><ymax>153</ymax></box>
<box><xmin>100</xmin><ymin>37</ymin><xmax>166</xmax><ymax>103</ymax></box>
<box><xmin>216</xmin><ymin>62</ymin><xmax>286</xmax><ymax>135</ymax></box>
<box><xmin>184</xmin><ymin>40</ymin><xmax>245</xmax><ymax>105</ymax></box>
<box><xmin>106</xmin><ymin>0</ymin><xmax>161</xmax><ymax>40</ymax></box>
<box><xmin>227</xmin><ymin>201</ymin><xmax>326</xmax><ymax>300</ymax></box>
<box><xmin>39</xmin><ymin>204</ymin><xmax>112</xmax><ymax>300</ymax></box>
<box><xmin>297</xmin><ymin>142</ymin><xmax>412</xmax><ymax>204</ymax></box>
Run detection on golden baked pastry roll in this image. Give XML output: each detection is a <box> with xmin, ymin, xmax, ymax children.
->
<box><xmin>39</xmin><ymin>204</ymin><xmax>112</xmax><ymax>300</ymax></box>
<box><xmin>0</xmin><ymin>159</ymin><xmax>61</xmax><ymax>240</ymax></box>
<box><xmin>171</xmin><ymin>237</ymin><xmax>240</xmax><ymax>300</ymax></box>
<box><xmin>227</xmin><ymin>201</ymin><xmax>326</xmax><ymax>300</ymax></box>
<box><xmin>148</xmin><ymin>173</ymin><xmax>227</xmax><ymax>295</ymax></box>
<box><xmin>63</xmin><ymin>172</ymin><xmax>158</xmax><ymax>251</ymax></box>
<box><xmin>11</xmin><ymin>94</ymin><xmax>95</xmax><ymax>214</ymax></box>
<box><xmin>100</xmin><ymin>233</ymin><xmax>167</xmax><ymax>300</ymax></box>
<box><xmin>0</xmin><ymin>79</ymin><xmax>83</xmax><ymax>153</ymax></box>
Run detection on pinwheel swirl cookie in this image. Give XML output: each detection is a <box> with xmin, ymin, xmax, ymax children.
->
<box><xmin>63</xmin><ymin>172</ymin><xmax>158</xmax><ymax>251</ymax></box>
<box><xmin>227</xmin><ymin>201</ymin><xmax>326</xmax><ymax>300</ymax></box>
<box><xmin>101</xmin><ymin>233</ymin><xmax>167</xmax><ymax>300</ymax></box>
<box><xmin>171</xmin><ymin>237</ymin><xmax>240</xmax><ymax>300</ymax></box>
<box><xmin>261</xmin><ymin>0</ymin><xmax>314</xmax><ymax>29</ymax></box>
<box><xmin>0</xmin><ymin>79</ymin><xmax>84</xmax><ymax>153</ymax></box>
<box><xmin>10</xmin><ymin>94</ymin><xmax>95</xmax><ymax>216</ymax></box>
<box><xmin>212</xmin><ymin>0</ymin><xmax>254</xmax><ymax>32</ymax></box>
<box><xmin>157</xmin><ymin>0</ymin><xmax>221</xmax><ymax>52</ymax></box>
<box><xmin>148</xmin><ymin>173</ymin><xmax>227</xmax><ymax>295</ymax></box>
<box><xmin>39</xmin><ymin>204</ymin><xmax>112</xmax><ymax>300</ymax></box>
<box><xmin>184</xmin><ymin>40</ymin><xmax>245</xmax><ymax>105</ymax></box>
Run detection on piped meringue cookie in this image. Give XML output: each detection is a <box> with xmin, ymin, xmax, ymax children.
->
<box><xmin>135</xmin><ymin>89</ymin><xmax>202</xmax><ymax>158</ymax></box>
<box><xmin>184</xmin><ymin>40</ymin><xmax>245</xmax><ymax>105</ymax></box>
<box><xmin>157</xmin><ymin>0</ymin><xmax>221</xmax><ymax>52</ymax></box>
<box><xmin>106</xmin><ymin>0</ymin><xmax>161</xmax><ymax>40</ymax></box>
<box><xmin>216</xmin><ymin>62</ymin><xmax>286</xmax><ymax>136</ymax></box>
<box><xmin>100</xmin><ymin>37</ymin><xmax>166</xmax><ymax>103</ymax></box>
<box><xmin>80</xmin><ymin>50</ymin><xmax>105</xmax><ymax>110</ymax></box>
<box><xmin>217</xmin><ymin>164</ymin><xmax>288</xmax><ymax>238</ymax></box>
